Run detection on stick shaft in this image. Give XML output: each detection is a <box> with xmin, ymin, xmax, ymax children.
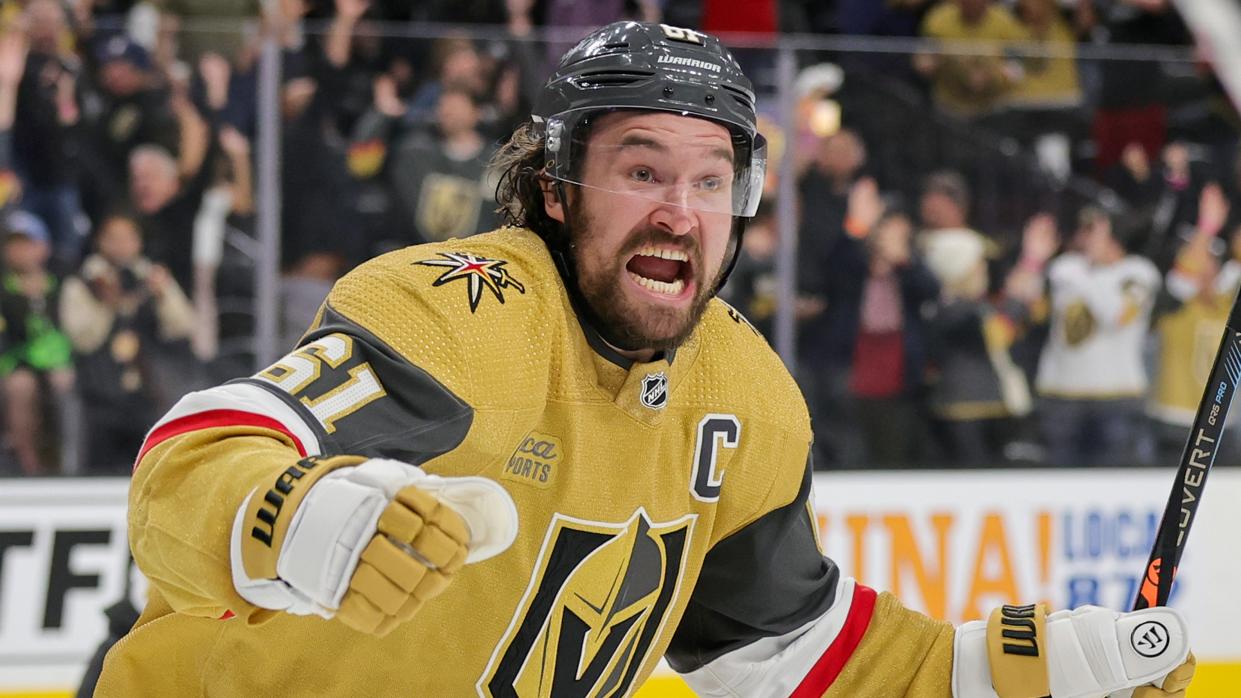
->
<box><xmin>1133</xmin><ymin>289</ymin><xmax>1241</xmax><ymax>610</ymax></box>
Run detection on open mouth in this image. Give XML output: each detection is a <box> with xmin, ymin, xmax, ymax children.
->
<box><xmin>625</xmin><ymin>245</ymin><xmax>693</xmax><ymax>297</ymax></box>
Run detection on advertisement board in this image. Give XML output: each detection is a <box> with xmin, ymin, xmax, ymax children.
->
<box><xmin>810</xmin><ymin>469</ymin><xmax>1234</xmax><ymax>647</ymax></box>
<box><xmin>2</xmin><ymin>471</ymin><xmax>1239</xmax><ymax>696</ymax></box>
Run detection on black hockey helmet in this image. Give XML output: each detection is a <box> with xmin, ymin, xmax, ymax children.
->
<box><xmin>532</xmin><ymin>21</ymin><xmax>766</xmax><ymax>219</ymax></box>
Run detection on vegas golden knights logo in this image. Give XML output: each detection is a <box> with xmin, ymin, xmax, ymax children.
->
<box><xmin>479</xmin><ymin>510</ymin><xmax>694</xmax><ymax>697</ymax></box>
<box><xmin>418</xmin><ymin>172</ymin><xmax>482</xmax><ymax>241</ymax></box>
<box><xmin>1063</xmin><ymin>300</ymin><xmax>1097</xmax><ymax>347</ymax></box>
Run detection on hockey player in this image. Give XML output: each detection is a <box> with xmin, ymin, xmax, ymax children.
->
<box><xmin>96</xmin><ymin>21</ymin><xmax>1195</xmax><ymax>697</ymax></box>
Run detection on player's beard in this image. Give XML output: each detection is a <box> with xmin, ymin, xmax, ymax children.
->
<box><xmin>569</xmin><ymin>209</ymin><xmax>722</xmax><ymax>353</ymax></box>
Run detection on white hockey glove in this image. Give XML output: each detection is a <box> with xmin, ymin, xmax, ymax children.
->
<box><xmin>230</xmin><ymin>456</ymin><xmax>518</xmax><ymax>636</ymax></box>
<box><xmin>952</xmin><ymin>602</ymin><xmax>1192</xmax><ymax>698</ymax></box>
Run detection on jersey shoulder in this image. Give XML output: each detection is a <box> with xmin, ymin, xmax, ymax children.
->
<box><xmin>324</xmin><ymin>227</ymin><xmax>565</xmax><ymax>409</ymax></box>
<box><xmin>681</xmin><ymin>300</ymin><xmax>814</xmax><ymax>529</ymax></box>
<box><xmin>1121</xmin><ymin>254</ymin><xmax>1160</xmax><ymax>284</ymax></box>
<box><xmin>682</xmin><ymin>299</ymin><xmax>811</xmax><ymax>441</ymax></box>
<box><xmin>689</xmin><ymin>299</ymin><xmax>810</xmax><ymax>434</ymax></box>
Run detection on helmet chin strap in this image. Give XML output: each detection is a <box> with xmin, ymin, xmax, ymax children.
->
<box><xmin>548</xmin><ymin>180</ymin><xmax>750</xmax><ymax>355</ymax></box>
<box><xmin>714</xmin><ymin>216</ymin><xmax>747</xmax><ymax>293</ymax></box>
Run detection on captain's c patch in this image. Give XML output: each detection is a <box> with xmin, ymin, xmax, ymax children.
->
<box><xmin>415</xmin><ymin>252</ymin><xmax>526</xmax><ymax>312</ymax></box>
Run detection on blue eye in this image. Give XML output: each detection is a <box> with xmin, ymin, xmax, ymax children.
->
<box><xmin>699</xmin><ymin>176</ymin><xmax>724</xmax><ymax>192</ymax></box>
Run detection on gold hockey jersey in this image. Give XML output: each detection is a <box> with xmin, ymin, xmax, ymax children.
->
<box><xmin>97</xmin><ymin>227</ymin><xmax>954</xmax><ymax>697</ymax></box>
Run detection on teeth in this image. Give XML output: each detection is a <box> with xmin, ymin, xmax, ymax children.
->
<box><xmin>636</xmin><ymin>245</ymin><xmax>688</xmax><ymax>262</ymax></box>
<box><xmin>628</xmin><ymin>271</ymin><xmax>686</xmax><ymax>296</ymax></box>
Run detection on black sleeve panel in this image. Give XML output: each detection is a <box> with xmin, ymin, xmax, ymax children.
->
<box><xmin>665</xmin><ymin>458</ymin><xmax>840</xmax><ymax>673</ymax></box>
<box><xmin>230</xmin><ymin>303</ymin><xmax>473</xmax><ymax>465</ymax></box>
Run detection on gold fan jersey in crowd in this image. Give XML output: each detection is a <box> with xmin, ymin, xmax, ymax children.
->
<box><xmin>95</xmin><ymin>227</ymin><xmax>952</xmax><ymax>696</ymax></box>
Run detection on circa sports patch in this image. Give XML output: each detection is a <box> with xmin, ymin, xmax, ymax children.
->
<box><xmin>415</xmin><ymin>252</ymin><xmax>527</xmax><ymax>312</ymax></box>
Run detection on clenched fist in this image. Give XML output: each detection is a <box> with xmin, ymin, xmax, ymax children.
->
<box><xmin>231</xmin><ymin>456</ymin><xmax>517</xmax><ymax>636</ymax></box>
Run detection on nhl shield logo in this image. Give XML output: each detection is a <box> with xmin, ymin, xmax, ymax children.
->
<box><xmin>640</xmin><ymin>372</ymin><xmax>668</xmax><ymax>410</ymax></box>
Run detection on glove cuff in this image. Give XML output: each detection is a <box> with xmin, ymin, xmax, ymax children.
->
<box><xmin>229</xmin><ymin>455</ymin><xmax>366</xmax><ymax>618</ymax></box>
<box><xmin>987</xmin><ymin>603</ymin><xmax>1050</xmax><ymax>697</ymax></box>
<box><xmin>952</xmin><ymin>604</ymin><xmax>1191</xmax><ymax>698</ymax></box>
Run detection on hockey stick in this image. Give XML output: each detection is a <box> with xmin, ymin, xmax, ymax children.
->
<box><xmin>1133</xmin><ymin>287</ymin><xmax>1241</xmax><ymax>610</ymax></box>
<box><xmin>1134</xmin><ymin>0</ymin><xmax>1241</xmax><ymax>612</ymax></box>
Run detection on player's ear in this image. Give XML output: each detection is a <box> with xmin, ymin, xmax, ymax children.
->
<box><xmin>540</xmin><ymin>176</ymin><xmax>565</xmax><ymax>223</ymax></box>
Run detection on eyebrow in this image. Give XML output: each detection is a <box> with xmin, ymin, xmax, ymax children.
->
<box><xmin>618</xmin><ymin>134</ymin><xmax>733</xmax><ymax>164</ymax></box>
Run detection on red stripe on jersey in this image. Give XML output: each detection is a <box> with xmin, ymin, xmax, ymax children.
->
<box><xmin>789</xmin><ymin>583</ymin><xmax>879</xmax><ymax>697</ymax></box>
<box><xmin>134</xmin><ymin>410</ymin><xmax>309</xmax><ymax>471</ymax></box>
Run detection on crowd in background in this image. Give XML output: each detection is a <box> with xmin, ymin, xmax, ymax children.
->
<box><xmin>0</xmin><ymin>0</ymin><xmax>1236</xmax><ymax>475</ymax></box>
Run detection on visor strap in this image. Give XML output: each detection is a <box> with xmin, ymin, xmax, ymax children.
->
<box><xmin>714</xmin><ymin>217</ymin><xmax>746</xmax><ymax>293</ymax></box>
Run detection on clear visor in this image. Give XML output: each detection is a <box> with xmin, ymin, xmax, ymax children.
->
<box><xmin>546</xmin><ymin>126</ymin><xmax>766</xmax><ymax>218</ymax></box>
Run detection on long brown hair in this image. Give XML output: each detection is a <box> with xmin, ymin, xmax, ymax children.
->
<box><xmin>490</xmin><ymin>121</ymin><xmax>568</xmax><ymax>248</ymax></box>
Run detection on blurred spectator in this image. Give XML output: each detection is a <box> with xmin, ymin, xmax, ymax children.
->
<box><xmin>797</xmin><ymin>132</ymin><xmax>867</xmax><ymax>463</ymax></box>
<box><xmin>272</xmin><ymin>0</ymin><xmax>370</xmax><ymax>279</ymax></box>
<box><xmin>280</xmin><ymin>80</ymin><xmax>354</xmax><ymax>279</ymax></box>
<box><xmin>0</xmin><ymin>30</ymin><xmax>25</xmax><ymax>215</ymax></box>
<box><xmin>22</xmin><ymin>0</ymin><xmax>74</xmax><ymax>55</ymax></box>
<box><xmin>1106</xmin><ymin>141</ymin><xmax>1165</xmax><ymax>207</ymax></box>
<box><xmin>406</xmin><ymin>39</ymin><xmax>489</xmax><ymax>127</ymax></box>
<box><xmin>1009</xmin><ymin>0</ymin><xmax>1083</xmax><ymax>113</ymax></box>
<box><xmin>191</xmin><ymin>125</ymin><xmax>252</xmax><ymax>362</ymax></box>
<box><xmin>915</xmin><ymin>0</ymin><xmax>1025</xmax><ymax>119</ymax></box>
<box><xmin>13</xmin><ymin>0</ymin><xmax>88</xmax><ymax>265</ymax></box>
<box><xmin>799</xmin><ymin>128</ymin><xmax>866</xmax><ymax>273</ymax></box>
<box><xmin>484</xmin><ymin>52</ymin><xmax>532</xmax><ymax>141</ymax></box>
<box><xmin>320</xmin><ymin>0</ymin><xmax>394</xmax><ymax>134</ymax></box>
<box><xmin>129</xmin><ymin>141</ymin><xmax>209</xmax><ymax>291</ymax></box>
<box><xmin>1149</xmin><ymin>184</ymin><xmax>1241</xmax><ymax>464</ymax></box>
<box><xmin>59</xmin><ymin>213</ymin><xmax>194</xmax><ymax>473</ymax></box>
<box><xmin>154</xmin><ymin>0</ymin><xmax>260</xmax><ymax>66</ymax></box>
<box><xmin>352</xmin><ymin>84</ymin><xmax>497</xmax><ymax>246</ymax></box>
<box><xmin>816</xmin><ymin>183</ymin><xmax>940</xmax><ymax>467</ymax></box>
<box><xmin>1007</xmin><ymin>0</ymin><xmax>1083</xmax><ymax>181</ymax></box>
<box><xmin>1036</xmin><ymin>205</ymin><xmax>1161</xmax><ymax>465</ymax></box>
<box><xmin>1145</xmin><ymin>142</ymin><xmax>1203</xmax><ymax>270</ymax></box>
<box><xmin>1085</xmin><ymin>0</ymin><xmax>1191</xmax><ymax>172</ymax></box>
<box><xmin>197</xmin><ymin>50</ymin><xmax>253</xmax><ymax>146</ymax></box>
<box><xmin>922</xmin><ymin>214</ymin><xmax>1055</xmax><ymax>464</ymax></box>
<box><xmin>720</xmin><ymin>202</ymin><xmax>778</xmax><ymax>341</ymax></box>
<box><xmin>1105</xmin><ymin>140</ymin><xmax>1203</xmax><ymax>271</ymax></box>
<box><xmin>917</xmin><ymin>169</ymin><xmax>989</xmax><ymax>252</ymax></box>
<box><xmin>791</xmin><ymin>65</ymin><xmax>845</xmax><ymax>177</ymax></box>
<box><xmin>920</xmin><ymin>169</ymin><xmax>970</xmax><ymax>231</ymax></box>
<box><xmin>82</xmin><ymin>35</ymin><xmax>182</xmax><ymax>212</ymax></box>
<box><xmin>0</xmin><ymin>211</ymin><xmax>73</xmax><ymax>475</ymax></box>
